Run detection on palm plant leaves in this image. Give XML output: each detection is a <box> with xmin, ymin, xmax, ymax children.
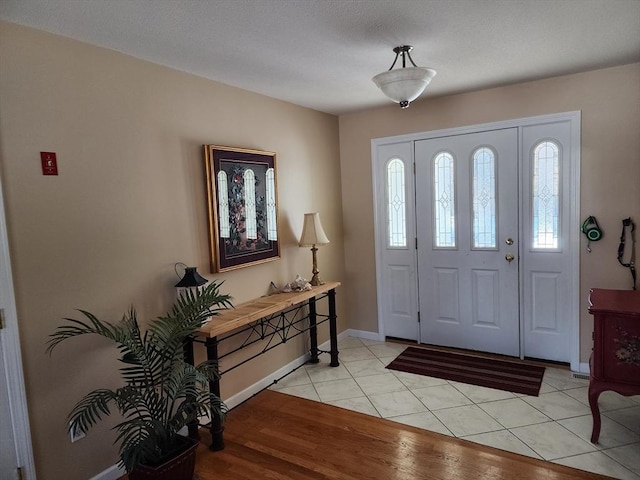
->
<box><xmin>47</xmin><ymin>281</ymin><xmax>232</xmax><ymax>472</ymax></box>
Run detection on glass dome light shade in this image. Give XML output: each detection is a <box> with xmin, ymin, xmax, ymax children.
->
<box><xmin>372</xmin><ymin>67</ymin><xmax>437</xmax><ymax>106</ymax></box>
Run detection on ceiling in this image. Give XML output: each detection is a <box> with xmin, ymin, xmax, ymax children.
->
<box><xmin>1</xmin><ymin>0</ymin><xmax>639</xmax><ymax>116</ymax></box>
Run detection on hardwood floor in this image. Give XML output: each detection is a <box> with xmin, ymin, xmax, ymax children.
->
<box><xmin>189</xmin><ymin>389</ymin><xmax>612</xmax><ymax>480</ymax></box>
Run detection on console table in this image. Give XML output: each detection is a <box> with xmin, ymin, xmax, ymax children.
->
<box><xmin>588</xmin><ymin>288</ymin><xmax>640</xmax><ymax>443</ymax></box>
<box><xmin>185</xmin><ymin>281</ymin><xmax>341</xmax><ymax>450</ymax></box>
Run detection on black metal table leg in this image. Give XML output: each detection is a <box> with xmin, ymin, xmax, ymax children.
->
<box><xmin>183</xmin><ymin>337</ymin><xmax>200</xmax><ymax>440</ymax></box>
<box><xmin>328</xmin><ymin>288</ymin><xmax>339</xmax><ymax>367</ymax></box>
<box><xmin>308</xmin><ymin>296</ymin><xmax>319</xmax><ymax>363</ymax></box>
<box><xmin>206</xmin><ymin>337</ymin><xmax>225</xmax><ymax>451</ymax></box>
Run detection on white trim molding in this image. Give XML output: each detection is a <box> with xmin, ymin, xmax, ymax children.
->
<box><xmin>0</xmin><ymin>180</ymin><xmax>36</xmax><ymax>480</ymax></box>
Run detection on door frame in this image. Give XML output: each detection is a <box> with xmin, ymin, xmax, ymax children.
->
<box><xmin>0</xmin><ymin>179</ymin><xmax>36</xmax><ymax>479</ymax></box>
<box><xmin>372</xmin><ymin>111</ymin><xmax>581</xmax><ymax>371</ymax></box>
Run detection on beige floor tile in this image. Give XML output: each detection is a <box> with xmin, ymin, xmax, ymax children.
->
<box><xmin>343</xmin><ymin>358</ymin><xmax>388</xmax><ymax>378</ymax></box>
<box><xmin>553</xmin><ymin>451</ymin><xmax>640</xmax><ymax>480</ymax></box>
<box><xmin>462</xmin><ymin>430</ymin><xmax>542</xmax><ymax>458</ymax></box>
<box><xmin>522</xmin><ymin>391</ymin><xmax>591</xmax><ymax>420</ymax></box>
<box><xmin>510</xmin><ymin>422</ymin><xmax>596</xmax><ymax>460</ymax></box>
<box><xmin>304</xmin><ymin>362</ymin><xmax>352</xmax><ymax>383</ymax></box>
<box><xmin>603</xmin><ymin>443</ymin><xmax>640</xmax><ymax>475</ymax></box>
<box><xmin>391</xmin><ymin>370</ymin><xmax>449</xmax><ymax>389</ymax></box>
<box><xmin>542</xmin><ymin>368</ymin><xmax>589</xmax><ymax>391</ymax></box>
<box><xmin>368</xmin><ymin>390</ymin><xmax>427</xmax><ymax>418</ymax></box>
<box><xmin>338</xmin><ymin>336</ymin><xmax>365</xmax><ymax>349</ymax></box>
<box><xmin>411</xmin><ymin>384</ymin><xmax>473</xmax><ymax>411</ymax></box>
<box><xmin>378</xmin><ymin>355</ymin><xmax>398</xmax><ymax>367</ymax></box>
<box><xmin>354</xmin><ymin>373</ymin><xmax>407</xmax><ymax>396</ymax></box>
<box><xmin>367</xmin><ymin>342</ymin><xmax>407</xmax><ymax>358</ymax></box>
<box><xmin>272</xmin><ymin>383</ymin><xmax>320</xmax><ymax>402</ymax></box>
<box><xmin>337</xmin><ymin>346</ymin><xmax>377</xmax><ymax>362</ymax></box>
<box><xmin>449</xmin><ymin>381</ymin><xmax>516</xmax><ymax>403</ymax></box>
<box><xmin>478</xmin><ymin>397</ymin><xmax>551</xmax><ymax>428</ymax></box>
<box><xmin>314</xmin><ymin>378</ymin><xmax>365</xmax><ymax>402</ymax></box>
<box><xmin>604</xmin><ymin>406</ymin><xmax>640</xmax><ymax>435</ymax></box>
<box><xmin>564</xmin><ymin>387</ymin><xmax>640</xmax><ymax>411</ymax></box>
<box><xmin>327</xmin><ymin>396</ymin><xmax>381</xmax><ymax>417</ymax></box>
<box><xmin>389</xmin><ymin>411</ymin><xmax>452</xmax><ymax>436</ymax></box>
<box><xmin>539</xmin><ymin>381</ymin><xmax>559</xmax><ymax>394</ymax></box>
<box><xmin>516</xmin><ymin>381</ymin><xmax>558</xmax><ymax>396</ymax></box>
<box><xmin>559</xmin><ymin>414</ymin><xmax>640</xmax><ymax>449</ymax></box>
<box><xmin>270</xmin><ymin>367</ymin><xmax>311</xmax><ymax>390</ymax></box>
<box><xmin>432</xmin><ymin>404</ymin><xmax>504</xmax><ymax>437</ymax></box>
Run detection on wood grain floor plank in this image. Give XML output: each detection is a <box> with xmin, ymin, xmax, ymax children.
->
<box><xmin>189</xmin><ymin>390</ymin><xmax>613</xmax><ymax>480</ymax></box>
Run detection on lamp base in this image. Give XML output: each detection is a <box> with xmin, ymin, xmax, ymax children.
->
<box><xmin>309</xmin><ymin>246</ymin><xmax>324</xmax><ymax>287</ymax></box>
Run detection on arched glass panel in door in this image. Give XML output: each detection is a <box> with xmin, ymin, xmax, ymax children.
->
<box><xmin>472</xmin><ymin>147</ymin><xmax>496</xmax><ymax>249</ymax></box>
<box><xmin>532</xmin><ymin>141</ymin><xmax>560</xmax><ymax>249</ymax></box>
<box><xmin>434</xmin><ymin>152</ymin><xmax>456</xmax><ymax>248</ymax></box>
<box><xmin>386</xmin><ymin>158</ymin><xmax>406</xmax><ymax>247</ymax></box>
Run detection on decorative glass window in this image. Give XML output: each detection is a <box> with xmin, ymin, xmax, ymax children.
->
<box><xmin>532</xmin><ymin>141</ymin><xmax>560</xmax><ymax>249</ymax></box>
<box><xmin>243</xmin><ymin>169</ymin><xmax>257</xmax><ymax>239</ymax></box>
<box><xmin>472</xmin><ymin>147</ymin><xmax>496</xmax><ymax>249</ymax></box>
<box><xmin>434</xmin><ymin>152</ymin><xmax>456</xmax><ymax>248</ymax></box>
<box><xmin>217</xmin><ymin>171</ymin><xmax>230</xmax><ymax>238</ymax></box>
<box><xmin>386</xmin><ymin>158</ymin><xmax>406</xmax><ymax>247</ymax></box>
<box><xmin>266</xmin><ymin>168</ymin><xmax>277</xmax><ymax>240</ymax></box>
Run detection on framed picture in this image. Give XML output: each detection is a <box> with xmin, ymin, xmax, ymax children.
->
<box><xmin>204</xmin><ymin>145</ymin><xmax>280</xmax><ymax>272</ymax></box>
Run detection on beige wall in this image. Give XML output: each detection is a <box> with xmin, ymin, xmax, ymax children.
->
<box><xmin>339</xmin><ymin>63</ymin><xmax>640</xmax><ymax>364</ymax></box>
<box><xmin>0</xmin><ymin>21</ymin><xmax>344</xmax><ymax>479</ymax></box>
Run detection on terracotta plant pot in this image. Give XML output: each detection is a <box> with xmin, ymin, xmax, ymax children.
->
<box><xmin>128</xmin><ymin>436</ymin><xmax>199</xmax><ymax>480</ymax></box>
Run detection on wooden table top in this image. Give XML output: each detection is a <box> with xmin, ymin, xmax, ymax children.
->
<box><xmin>589</xmin><ymin>288</ymin><xmax>640</xmax><ymax>316</ymax></box>
<box><xmin>198</xmin><ymin>281</ymin><xmax>341</xmax><ymax>338</ymax></box>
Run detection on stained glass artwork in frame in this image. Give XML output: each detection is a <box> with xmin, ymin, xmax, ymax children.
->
<box><xmin>204</xmin><ymin>145</ymin><xmax>280</xmax><ymax>272</ymax></box>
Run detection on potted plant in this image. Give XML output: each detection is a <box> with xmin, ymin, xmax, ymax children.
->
<box><xmin>47</xmin><ymin>281</ymin><xmax>233</xmax><ymax>479</ymax></box>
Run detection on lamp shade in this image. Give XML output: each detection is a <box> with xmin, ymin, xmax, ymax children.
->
<box><xmin>174</xmin><ymin>266</ymin><xmax>208</xmax><ymax>288</ymax></box>
<box><xmin>372</xmin><ymin>66</ymin><xmax>437</xmax><ymax>106</ymax></box>
<box><xmin>299</xmin><ymin>213</ymin><xmax>330</xmax><ymax>247</ymax></box>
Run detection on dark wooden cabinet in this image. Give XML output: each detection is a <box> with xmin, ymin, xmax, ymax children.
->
<box><xmin>588</xmin><ymin>288</ymin><xmax>640</xmax><ymax>443</ymax></box>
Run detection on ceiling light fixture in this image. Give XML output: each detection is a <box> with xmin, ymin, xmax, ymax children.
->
<box><xmin>372</xmin><ymin>45</ymin><xmax>437</xmax><ymax>109</ymax></box>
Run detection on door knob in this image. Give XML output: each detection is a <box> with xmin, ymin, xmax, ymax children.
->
<box><xmin>505</xmin><ymin>238</ymin><xmax>514</xmax><ymax>245</ymax></box>
<box><xmin>505</xmin><ymin>253</ymin><xmax>515</xmax><ymax>263</ymax></box>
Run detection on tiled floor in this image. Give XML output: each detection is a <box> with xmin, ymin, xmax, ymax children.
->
<box><xmin>270</xmin><ymin>336</ymin><xmax>640</xmax><ymax>480</ymax></box>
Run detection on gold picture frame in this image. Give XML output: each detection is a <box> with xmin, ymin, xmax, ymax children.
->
<box><xmin>204</xmin><ymin>145</ymin><xmax>280</xmax><ymax>272</ymax></box>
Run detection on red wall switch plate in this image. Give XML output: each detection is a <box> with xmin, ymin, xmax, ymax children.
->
<box><xmin>40</xmin><ymin>152</ymin><xmax>58</xmax><ymax>175</ymax></box>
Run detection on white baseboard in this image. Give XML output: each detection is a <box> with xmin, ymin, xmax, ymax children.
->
<box><xmin>90</xmin><ymin>464</ymin><xmax>125</xmax><ymax>480</ymax></box>
<box><xmin>577</xmin><ymin>362</ymin><xmax>590</xmax><ymax>374</ymax></box>
<box><xmin>342</xmin><ymin>328</ymin><xmax>383</xmax><ymax>342</ymax></box>
<box><xmin>224</xmin><ymin>351</ymin><xmax>311</xmax><ymax>409</ymax></box>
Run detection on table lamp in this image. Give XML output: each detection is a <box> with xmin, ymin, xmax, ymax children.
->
<box><xmin>299</xmin><ymin>213</ymin><xmax>330</xmax><ymax>286</ymax></box>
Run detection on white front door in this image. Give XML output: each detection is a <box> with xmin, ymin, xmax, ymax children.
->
<box><xmin>373</xmin><ymin>112</ymin><xmax>580</xmax><ymax>367</ymax></box>
<box><xmin>415</xmin><ymin>129</ymin><xmax>520</xmax><ymax>356</ymax></box>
